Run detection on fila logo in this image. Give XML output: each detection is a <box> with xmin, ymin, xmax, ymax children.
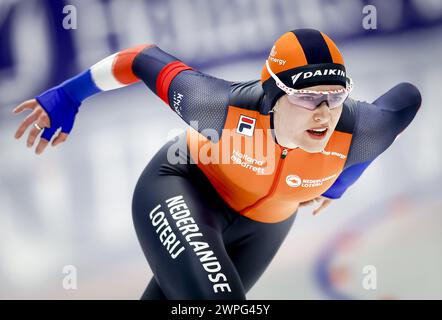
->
<box><xmin>236</xmin><ymin>115</ymin><xmax>256</xmax><ymax>137</ymax></box>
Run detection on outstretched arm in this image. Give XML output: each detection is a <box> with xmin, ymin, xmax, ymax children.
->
<box><xmin>345</xmin><ymin>82</ymin><xmax>422</xmax><ymax>165</ymax></box>
<box><xmin>313</xmin><ymin>82</ymin><xmax>422</xmax><ymax>213</ymax></box>
<box><xmin>326</xmin><ymin>82</ymin><xmax>422</xmax><ymax>196</ymax></box>
<box><xmin>13</xmin><ymin>44</ymin><xmax>232</xmax><ymax>154</ymax></box>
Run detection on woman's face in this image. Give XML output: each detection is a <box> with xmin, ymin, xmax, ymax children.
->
<box><xmin>272</xmin><ymin>84</ymin><xmax>344</xmax><ymax>153</ymax></box>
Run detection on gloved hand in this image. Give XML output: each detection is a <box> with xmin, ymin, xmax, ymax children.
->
<box><xmin>13</xmin><ymin>87</ymin><xmax>81</xmax><ymax>155</ymax></box>
<box><xmin>35</xmin><ymin>85</ymin><xmax>81</xmax><ymax>141</ymax></box>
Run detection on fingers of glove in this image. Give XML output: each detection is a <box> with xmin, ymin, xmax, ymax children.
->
<box><xmin>26</xmin><ymin>115</ymin><xmax>51</xmax><ymax>148</ymax></box>
<box><xmin>61</xmin><ymin>113</ymin><xmax>75</xmax><ymax>134</ymax></box>
<box><xmin>35</xmin><ymin>138</ymin><xmax>50</xmax><ymax>155</ymax></box>
<box><xmin>41</xmin><ymin>125</ymin><xmax>58</xmax><ymax>142</ymax></box>
<box><xmin>14</xmin><ymin>108</ymin><xmax>43</xmax><ymax>139</ymax></box>
<box><xmin>52</xmin><ymin>132</ymin><xmax>69</xmax><ymax>147</ymax></box>
<box><xmin>12</xmin><ymin>99</ymin><xmax>38</xmax><ymax>114</ymax></box>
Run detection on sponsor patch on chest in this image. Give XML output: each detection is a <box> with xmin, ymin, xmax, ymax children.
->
<box><xmin>236</xmin><ymin>115</ymin><xmax>256</xmax><ymax>137</ymax></box>
<box><xmin>285</xmin><ymin>174</ymin><xmax>337</xmax><ymax>188</ymax></box>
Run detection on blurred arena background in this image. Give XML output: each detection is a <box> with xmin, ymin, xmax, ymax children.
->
<box><xmin>1</xmin><ymin>0</ymin><xmax>441</xmax><ymax>299</ymax></box>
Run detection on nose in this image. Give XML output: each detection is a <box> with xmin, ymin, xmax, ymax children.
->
<box><xmin>313</xmin><ymin>101</ymin><xmax>331</xmax><ymax>123</ymax></box>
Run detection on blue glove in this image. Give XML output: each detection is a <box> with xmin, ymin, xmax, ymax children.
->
<box><xmin>35</xmin><ymin>86</ymin><xmax>81</xmax><ymax>141</ymax></box>
<box><xmin>35</xmin><ymin>70</ymin><xmax>101</xmax><ymax>141</ymax></box>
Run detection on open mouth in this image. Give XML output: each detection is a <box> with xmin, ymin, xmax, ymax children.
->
<box><xmin>306</xmin><ymin>127</ymin><xmax>328</xmax><ymax>140</ymax></box>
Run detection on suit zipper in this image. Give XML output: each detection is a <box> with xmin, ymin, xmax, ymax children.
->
<box><xmin>267</xmin><ymin>148</ymin><xmax>288</xmax><ymax>194</ymax></box>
